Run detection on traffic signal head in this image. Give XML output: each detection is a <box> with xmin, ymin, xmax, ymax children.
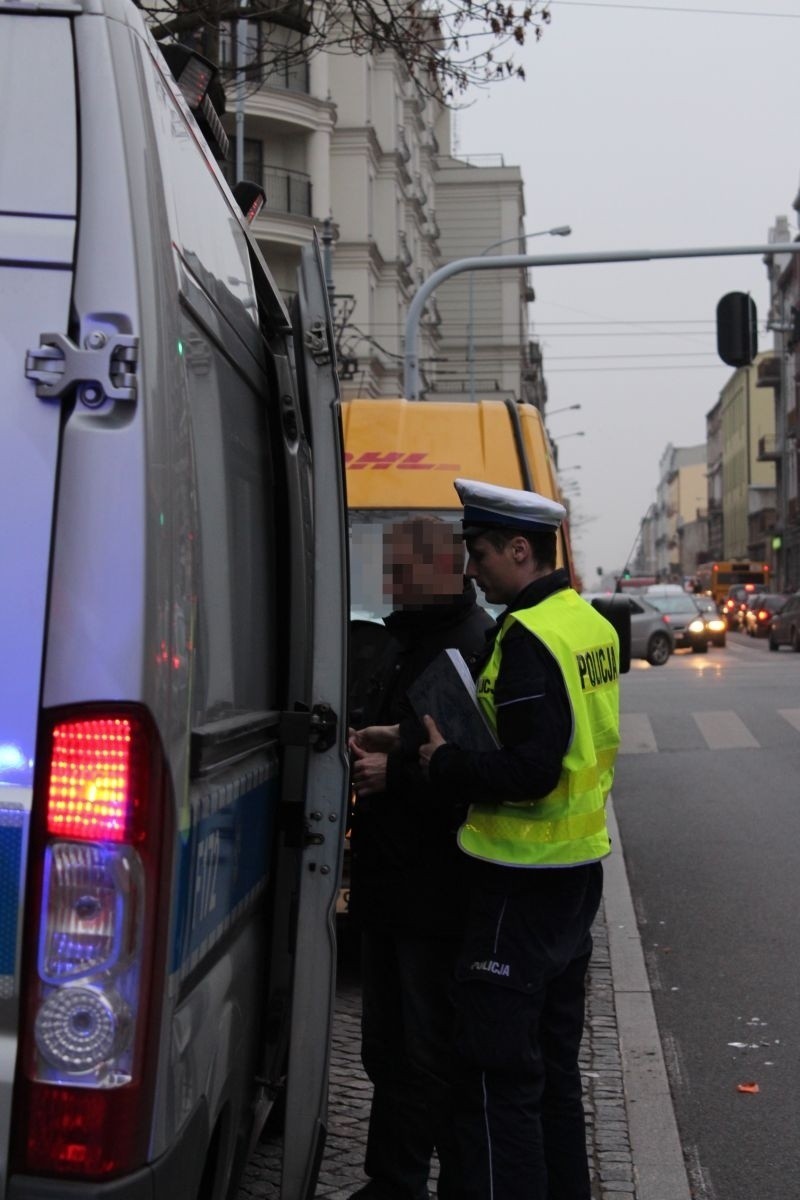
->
<box><xmin>716</xmin><ymin>292</ymin><xmax>758</xmax><ymax>368</ymax></box>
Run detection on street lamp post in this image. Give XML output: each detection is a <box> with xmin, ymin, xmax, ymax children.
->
<box><xmin>404</xmin><ymin>241</ymin><xmax>800</xmax><ymax>401</ymax></box>
<box><xmin>552</xmin><ymin>431</ymin><xmax>585</xmax><ymax>442</ymax></box>
<box><xmin>467</xmin><ymin>225</ymin><xmax>571</xmax><ymax>404</ymax></box>
<box><xmin>547</xmin><ymin>403</ymin><xmax>581</xmax><ymax>417</ymax></box>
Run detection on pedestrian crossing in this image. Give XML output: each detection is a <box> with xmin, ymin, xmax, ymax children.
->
<box><xmin>619</xmin><ymin>708</ymin><xmax>800</xmax><ymax>754</ymax></box>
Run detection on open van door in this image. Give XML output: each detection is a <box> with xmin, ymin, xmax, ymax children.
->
<box><xmin>281</xmin><ymin>238</ymin><xmax>349</xmax><ymax>1200</ymax></box>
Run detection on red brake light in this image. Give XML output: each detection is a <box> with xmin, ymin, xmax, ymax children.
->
<box><xmin>46</xmin><ymin>718</ymin><xmax>144</xmax><ymax>843</ymax></box>
<box><xmin>14</xmin><ymin>705</ymin><xmax>171</xmax><ymax>1181</ymax></box>
<box><xmin>757</xmin><ymin>609</ymin><xmax>768</xmax><ymax>620</ymax></box>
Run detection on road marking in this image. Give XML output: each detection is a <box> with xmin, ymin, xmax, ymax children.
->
<box><xmin>619</xmin><ymin>713</ymin><xmax>658</xmax><ymax>754</ymax></box>
<box><xmin>692</xmin><ymin>711</ymin><xmax>758</xmax><ymax>750</ymax></box>
<box><xmin>778</xmin><ymin>708</ymin><xmax>800</xmax><ymax>734</ymax></box>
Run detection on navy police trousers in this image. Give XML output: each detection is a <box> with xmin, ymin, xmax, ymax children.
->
<box><xmin>451</xmin><ymin>861</ymin><xmax>603</xmax><ymax>1200</ymax></box>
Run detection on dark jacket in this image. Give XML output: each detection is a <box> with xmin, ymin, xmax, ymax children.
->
<box><xmin>349</xmin><ymin>585</ymin><xmax>494</xmax><ymax>935</ymax></box>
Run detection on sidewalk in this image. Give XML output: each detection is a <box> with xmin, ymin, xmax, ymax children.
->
<box><xmin>238</xmin><ymin>801</ymin><xmax>691</xmax><ymax>1200</ymax></box>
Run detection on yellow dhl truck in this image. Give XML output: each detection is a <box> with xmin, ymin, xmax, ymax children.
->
<box><xmin>341</xmin><ymin>396</ymin><xmax>573</xmax><ymax>624</ymax></box>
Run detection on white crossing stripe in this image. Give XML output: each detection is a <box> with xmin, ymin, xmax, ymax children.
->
<box><xmin>619</xmin><ymin>713</ymin><xmax>658</xmax><ymax>755</ymax></box>
<box><xmin>778</xmin><ymin>709</ymin><xmax>800</xmax><ymax>734</ymax></box>
<box><xmin>693</xmin><ymin>711</ymin><xmax>758</xmax><ymax>750</ymax></box>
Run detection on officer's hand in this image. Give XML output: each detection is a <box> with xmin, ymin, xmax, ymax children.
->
<box><xmin>351</xmin><ymin>744</ymin><xmax>389</xmax><ymax>797</ymax></box>
<box><xmin>350</xmin><ymin>724</ymin><xmax>400</xmax><ymax>753</ymax></box>
<box><xmin>419</xmin><ymin>715</ymin><xmax>446</xmax><ymax>776</ymax></box>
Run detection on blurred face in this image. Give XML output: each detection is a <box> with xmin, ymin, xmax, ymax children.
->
<box><xmin>383</xmin><ymin>520</ymin><xmax>464</xmax><ymax>607</ymax></box>
<box><xmin>465</xmin><ymin>534</ymin><xmax>526</xmax><ymax>606</ymax></box>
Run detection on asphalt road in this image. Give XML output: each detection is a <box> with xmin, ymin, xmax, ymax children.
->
<box><xmin>612</xmin><ymin>632</ymin><xmax>800</xmax><ymax>1200</ymax></box>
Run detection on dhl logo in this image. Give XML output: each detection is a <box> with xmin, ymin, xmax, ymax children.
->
<box><xmin>345</xmin><ymin>451</ymin><xmax>461</xmax><ymax>471</ymax></box>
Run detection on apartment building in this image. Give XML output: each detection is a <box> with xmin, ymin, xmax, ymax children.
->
<box><xmin>761</xmin><ymin>213</ymin><xmax>800</xmax><ymax>588</ymax></box>
<box><xmin>201</xmin><ymin>18</ymin><xmax>536</xmax><ymax>401</ymax></box>
<box><xmin>433</xmin><ymin>140</ymin><xmax>542</xmax><ymax>405</ymax></box>
<box><xmin>654</xmin><ymin>444</ymin><xmax>707</xmax><ymax>579</ymax></box>
<box><xmin>718</xmin><ymin>355</ymin><xmax>776</xmax><ymax>563</ymax></box>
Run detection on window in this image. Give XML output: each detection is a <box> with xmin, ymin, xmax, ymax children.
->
<box><xmin>181</xmin><ymin>312</ymin><xmax>278</xmax><ymax>723</ymax></box>
<box><xmin>222</xmin><ymin>137</ymin><xmax>264</xmax><ymax>190</ymax></box>
<box><xmin>218</xmin><ymin>20</ymin><xmax>262</xmax><ymax>79</ymax></box>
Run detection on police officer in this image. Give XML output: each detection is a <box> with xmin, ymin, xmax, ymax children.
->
<box><xmin>419</xmin><ymin>478</ymin><xmax>621</xmax><ymax>1200</ymax></box>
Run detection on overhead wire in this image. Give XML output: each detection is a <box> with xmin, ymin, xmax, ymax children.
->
<box><xmin>549</xmin><ymin>0</ymin><xmax>800</xmax><ymax>18</ymax></box>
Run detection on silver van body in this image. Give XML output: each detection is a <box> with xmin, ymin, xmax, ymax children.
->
<box><xmin>1</xmin><ymin>3</ymin><xmax>348</xmax><ymax>1198</ymax></box>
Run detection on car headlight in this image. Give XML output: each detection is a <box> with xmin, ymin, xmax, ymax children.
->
<box><xmin>688</xmin><ymin>619</ymin><xmax>705</xmax><ymax>633</ymax></box>
<box><xmin>708</xmin><ymin>619</ymin><xmax>726</xmax><ymax>632</ymax></box>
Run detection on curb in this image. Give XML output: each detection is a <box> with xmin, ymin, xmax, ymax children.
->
<box><xmin>605</xmin><ymin>799</ymin><xmax>692</xmax><ymax>1200</ymax></box>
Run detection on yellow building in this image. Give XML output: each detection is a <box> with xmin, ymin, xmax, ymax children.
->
<box><xmin>720</xmin><ymin>354</ymin><xmax>776</xmax><ymax>560</ymax></box>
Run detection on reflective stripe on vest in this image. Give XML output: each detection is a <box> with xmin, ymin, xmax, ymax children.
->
<box><xmin>458</xmin><ymin>588</ymin><xmax>621</xmax><ymax>868</ymax></box>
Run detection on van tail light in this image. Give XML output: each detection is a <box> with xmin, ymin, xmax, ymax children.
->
<box><xmin>12</xmin><ymin>706</ymin><xmax>172</xmax><ymax>1180</ymax></box>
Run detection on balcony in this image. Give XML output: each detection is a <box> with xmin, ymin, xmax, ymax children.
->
<box><xmin>263</xmin><ymin>167</ymin><xmax>312</xmax><ymax>217</ymax></box>
<box><xmin>756</xmin><ymin>355</ymin><xmax>781</xmax><ymax>389</ymax></box>
<box><xmin>758</xmin><ymin>434</ymin><xmax>781</xmax><ymax>462</ymax></box>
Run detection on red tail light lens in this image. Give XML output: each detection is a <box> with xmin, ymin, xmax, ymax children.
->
<box><xmin>46</xmin><ymin>718</ymin><xmax>142</xmax><ymax>843</ymax></box>
<box><xmin>14</xmin><ymin>705</ymin><xmax>170</xmax><ymax>1181</ymax></box>
<box><xmin>757</xmin><ymin>610</ymin><xmax>768</xmax><ymax>620</ymax></box>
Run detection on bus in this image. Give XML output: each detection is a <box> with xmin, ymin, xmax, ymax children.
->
<box><xmin>695</xmin><ymin>561</ymin><xmax>770</xmax><ymax>606</ymax></box>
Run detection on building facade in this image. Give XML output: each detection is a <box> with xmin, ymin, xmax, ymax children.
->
<box><xmin>433</xmin><ymin>143</ymin><xmax>540</xmax><ymax>404</ymax></box>
<box><xmin>705</xmin><ymin>397</ymin><xmax>724</xmax><ymax>562</ymax></box>
<box><xmin>718</xmin><ymin>355</ymin><xmax>776</xmax><ymax>562</ymax></box>
<box><xmin>761</xmin><ymin>213</ymin><xmax>800</xmax><ymax>589</ymax></box>
<box><xmin>654</xmin><ymin>443</ymin><xmax>707</xmax><ymax>580</ymax></box>
<box><xmin>205</xmin><ymin>19</ymin><xmax>534</xmax><ymax>403</ymax></box>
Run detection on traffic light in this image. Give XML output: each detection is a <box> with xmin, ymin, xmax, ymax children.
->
<box><xmin>622</xmin><ymin>569</ymin><xmax>631</xmax><ymax>579</ymax></box>
<box><xmin>716</xmin><ymin>292</ymin><xmax>758</xmax><ymax>368</ymax></box>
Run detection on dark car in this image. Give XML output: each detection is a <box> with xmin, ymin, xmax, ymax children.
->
<box><xmin>743</xmin><ymin>593</ymin><xmax>786</xmax><ymax>637</ymax></box>
<box><xmin>722</xmin><ymin>583</ymin><xmax>766</xmax><ymax>630</ymax></box>
<box><xmin>768</xmin><ymin>591</ymin><xmax>800</xmax><ymax>651</ymax></box>
<box><xmin>645</xmin><ymin>593</ymin><xmax>708</xmax><ymax>653</ymax></box>
<box><xmin>692</xmin><ymin>596</ymin><xmax>727</xmax><ymax>647</ymax></box>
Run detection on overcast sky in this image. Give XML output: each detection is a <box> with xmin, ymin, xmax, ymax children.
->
<box><xmin>456</xmin><ymin>0</ymin><xmax>799</xmax><ymax>582</ymax></box>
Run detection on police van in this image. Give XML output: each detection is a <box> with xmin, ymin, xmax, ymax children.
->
<box><xmin>1</xmin><ymin>3</ymin><xmax>348</xmax><ymax>1198</ymax></box>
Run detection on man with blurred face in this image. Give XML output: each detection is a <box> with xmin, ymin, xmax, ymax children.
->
<box><xmin>348</xmin><ymin>517</ymin><xmax>493</xmax><ymax>1200</ymax></box>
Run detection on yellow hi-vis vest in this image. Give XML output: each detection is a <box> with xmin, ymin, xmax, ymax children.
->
<box><xmin>458</xmin><ymin>589</ymin><xmax>621</xmax><ymax>867</ymax></box>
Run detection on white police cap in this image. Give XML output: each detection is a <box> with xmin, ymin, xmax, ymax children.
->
<box><xmin>455</xmin><ymin>478</ymin><xmax>566</xmax><ymax>535</ymax></box>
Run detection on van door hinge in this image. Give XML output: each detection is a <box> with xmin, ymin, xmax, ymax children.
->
<box><xmin>279</xmin><ymin>703</ymin><xmax>338</xmax><ymax>753</ymax></box>
<box><xmin>25</xmin><ymin>331</ymin><xmax>139</xmax><ymax>404</ymax></box>
<box><xmin>303</xmin><ymin>321</ymin><xmax>332</xmax><ymax>366</ymax></box>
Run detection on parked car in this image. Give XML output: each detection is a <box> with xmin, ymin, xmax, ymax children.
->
<box><xmin>768</xmin><ymin>591</ymin><xmax>800</xmax><ymax>651</ymax></box>
<box><xmin>645</xmin><ymin>593</ymin><xmax>709</xmax><ymax>652</ymax></box>
<box><xmin>583</xmin><ymin>593</ymin><xmax>675</xmax><ymax>665</ymax></box>
<box><xmin>692</xmin><ymin>595</ymin><xmax>727</xmax><ymax>647</ymax></box>
<box><xmin>722</xmin><ymin>583</ymin><xmax>766</xmax><ymax>630</ymax></box>
<box><xmin>743</xmin><ymin>593</ymin><xmax>786</xmax><ymax>637</ymax></box>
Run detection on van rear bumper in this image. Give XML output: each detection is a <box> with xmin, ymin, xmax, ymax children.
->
<box><xmin>8</xmin><ymin>1098</ymin><xmax>209</xmax><ymax>1200</ymax></box>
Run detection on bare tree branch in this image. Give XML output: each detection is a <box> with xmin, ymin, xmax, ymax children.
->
<box><xmin>134</xmin><ymin>0</ymin><xmax>551</xmax><ymax>102</ymax></box>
